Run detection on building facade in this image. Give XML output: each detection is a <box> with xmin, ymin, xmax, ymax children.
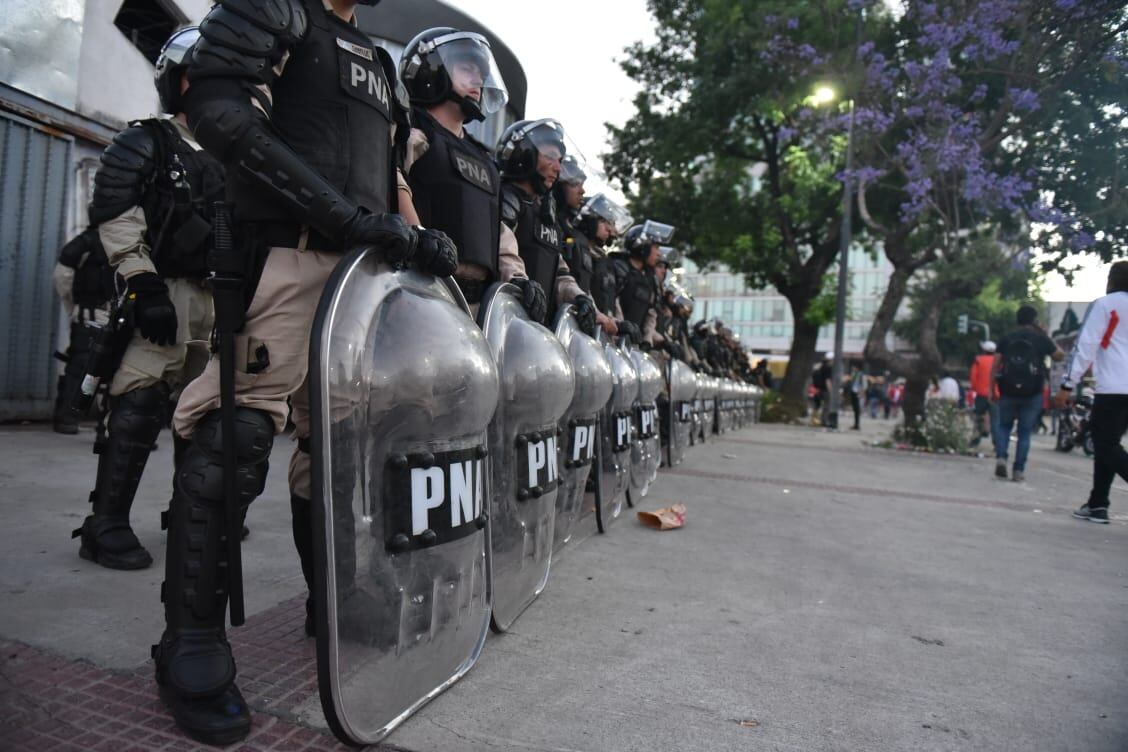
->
<box><xmin>679</xmin><ymin>244</ymin><xmax>907</xmax><ymax>360</ymax></box>
<box><xmin>0</xmin><ymin>0</ymin><xmax>525</xmax><ymax>419</ymax></box>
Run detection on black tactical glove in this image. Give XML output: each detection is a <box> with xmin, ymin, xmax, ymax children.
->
<box><xmin>510</xmin><ymin>277</ymin><xmax>547</xmax><ymax>323</ymax></box>
<box><xmin>616</xmin><ymin>319</ymin><xmax>641</xmax><ymax>346</ymax></box>
<box><xmin>342</xmin><ymin>210</ymin><xmax>416</xmax><ymax>264</ymax></box>
<box><xmin>571</xmin><ymin>294</ymin><xmax>596</xmax><ymax>334</ymax></box>
<box><xmin>413</xmin><ymin>227</ymin><xmax>458</xmax><ymax>277</ymax></box>
<box><xmin>129</xmin><ymin>272</ymin><xmax>177</xmax><ymax>346</ymax></box>
<box><xmin>639</xmin><ymin>341</ymin><xmax>653</xmax><ymax>353</ymax></box>
<box><xmin>670</xmin><ymin>343</ymin><xmax>685</xmax><ymax>361</ymax></box>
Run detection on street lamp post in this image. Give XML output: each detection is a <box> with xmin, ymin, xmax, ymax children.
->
<box><xmin>826</xmin><ymin>98</ymin><xmax>856</xmax><ymax>430</ymax></box>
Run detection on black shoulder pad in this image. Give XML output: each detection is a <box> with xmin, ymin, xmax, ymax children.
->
<box><xmin>89</xmin><ymin>125</ymin><xmax>158</xmax><ymax>224</ymax></box>
<box><xmin>191</xmin><ymin>0</ymin><xmax>308</xmax><ymax>84</ymax></box>
<box><xmin>499</xmin><ymin>185</ymin><xmax>521</xmax><ymax>230</ymax></box>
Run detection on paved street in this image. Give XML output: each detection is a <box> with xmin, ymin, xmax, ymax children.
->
<box><xmin>1</xmin><ymin>417</ymin><xmax>1125</xmax><ymax>751</ymax></box>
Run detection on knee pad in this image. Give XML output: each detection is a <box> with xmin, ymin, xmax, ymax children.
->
<box><xmin>177</xmin><ymin>408</ymin><xmax>274</xmax><ymax>509</ymax></box>
<box><xmin>108</xmin><ymin>382</ymin><xmax>171</xmax><ymax>442</ymax></box>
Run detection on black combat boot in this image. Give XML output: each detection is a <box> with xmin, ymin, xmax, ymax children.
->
<box><xmin>73</xmin><ymin>382</ymin><xmax>170</xmax><ymax>569</ymax></box>
<box><xmin>154</xmin><ymin>408</ymin><xmax>273</xmax><ymax>747</ymax></box>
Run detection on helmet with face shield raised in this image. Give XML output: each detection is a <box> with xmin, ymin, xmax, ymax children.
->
<box><xmin>578</xmin><ymin>193</ymin><xmax>633</xmax><ymax>244</ymax></box>
<box><xmin>623</xmin><ymin>219</ymin><xmax>676</xmax><ymax>260</ymax></box>
<box><xmin>400</xmin><ymin>27</ymin><xmax>509</xmax><ymax>122</ymax></box>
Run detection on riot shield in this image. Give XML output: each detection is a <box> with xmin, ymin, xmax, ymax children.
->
<box><xmin>628</xmin><ymin>348</ymin><xmax>663</xmax><ymax>498</ymax></box>
<box><xmin>667</xmin><ymin>359</ymin><xmax>696</xmax><ymax>467</ymax></box>
<box><xmin>552</xmin><ymin>306</ymin><xmax>612</xmax><ymax>552</ymax></box>
<box><xmin>597</xmin><ymin>338</ymin><xmax>637</xmax><ymax>528</ymax></box>
<box><xmin>309</xmin><ymin>249</ymin><xmax>498</xmax><ymax>746</ymax></box>
<box><xmin>478</xmin><ymin>283</ymin><xmax>575</xmax><ymax>632</ymax></box>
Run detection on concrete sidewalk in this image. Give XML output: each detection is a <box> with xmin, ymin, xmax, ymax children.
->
<box><xmin>1</xmin><ymin>417</ymin><xmax>1125</xmax><ymax>751</ymax></box>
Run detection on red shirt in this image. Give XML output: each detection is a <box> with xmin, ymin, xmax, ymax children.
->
<box><xmin>969</xmin><ymin>354</ymin><xmax>995</xmax><ymax>399</ymax></box>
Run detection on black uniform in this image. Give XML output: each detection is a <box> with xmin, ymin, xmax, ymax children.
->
<box><xmin>408</xmin><ymin>107</ymin><xmax>500</xmax><ymax>302</ymax></box>
<box><xmin>558</xmin><ymin>211</ymin><xmax>593</xmax><ymax>296</ymax></box>
<box><xmin>612</xmin><ymin>252</ymin><xmax>658</xmax><ymax>332</ymax></box>
<box><xmin>501</xmin><ymin>183</ymin><xmax>564</xmax><ymax>322</ymax></box>
<box><xmin>73</xmin><ymin>118</ymin><xmax>224</xmax><ymax>572</ymax></box>
<box><xmin>156</xmin><ymin>0</ymin><xmax>439</xmax><ymax>743</ymax></box>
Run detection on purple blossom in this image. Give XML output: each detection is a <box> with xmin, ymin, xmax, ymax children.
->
<box><xmin>786</xmin><ymin>18</ymin><xmax>799</xmax><ymax>30</ymax></box>
<box><xmin>1008</xmin><ymin>88</ymin><xmax>1040</xmax><ymax>112</ymax></box>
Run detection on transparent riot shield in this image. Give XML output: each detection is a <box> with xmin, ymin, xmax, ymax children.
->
<box><xmin>598</xmin><ymin>338</ymin><xmax>637</xmax><ymax>528</ymax></box>
<box><xmin>478</xmin><ymin>283</ymin><xmax>575</xmax><ymax>632</ymax></box>
<box><xmin>628</xmin><ymin>348</ymin><xmax>663</xmax><ymax>498</ymax></box>
<box><xmin>309</xmin><ymin>249</ymin><xmax>499</xmax><ymax>746</ymax></box>
<box><xmin>552</xmin><ymin>306</ymin><xmax>612</xmax><ymax>552</ymax></box>
<box><xmin>668</xmin><ymin>359</ymin><xmax>696</xmax><ymax>467</ymax></box>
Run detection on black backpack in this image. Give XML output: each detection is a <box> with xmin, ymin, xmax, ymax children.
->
<box><xmin>998</xmin><ymin>335</ymin><xmax>1043</xmax><ymax>397</ymax></box>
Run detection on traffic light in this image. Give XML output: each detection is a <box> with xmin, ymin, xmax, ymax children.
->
<box><xmin>957</xmin><ymin>314</ymin><xmax>969</xmax><ymax>334</ymax></box>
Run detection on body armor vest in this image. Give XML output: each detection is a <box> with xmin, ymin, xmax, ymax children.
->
<box><xmin>231</xmin><ymin>0</ymin><xmax>394</xmax><ymax>224</ymax></box>
<box><xmin>614</xmin><ymin>255</ymin><xmax>656</xmax><ymax>329</ymax></box>
<box><xmin>408</xmin><ymin>109</ymin><xmax>499</xmax><ymax>279</ymax></box>
<box><xmin>504</xmin><ymin>183</ymin><xmax>562</xmax><ymax>320</ymax></box>
<box><xmin>590</xmin><ymin>254</ymin><xmax>617</xmax><ymax>317</ymax></box>
<box><xmin>137</xmin><ymin>119</ymin><xmax>225</xmax><ymax>280</ymax></box>
<box><xmin>559</xmin><ymin>215</ymin><xmax>593</xmax><ymax>295</ymax></box>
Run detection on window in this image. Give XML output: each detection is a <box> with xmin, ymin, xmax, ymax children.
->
<box><xmin>114</xmin><ymin>0</ymin><xmax>186</xmax><ymax>65</ymax></box>
<box><xmin>770</xmin><ymin>301</ymin><xmax>786</xmax><ymax>322</ymax></box>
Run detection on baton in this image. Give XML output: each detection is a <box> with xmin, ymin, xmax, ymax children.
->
<box><xmin>209</xmin><ymin>203</ymin><xmax>246</xmax><ymax>626</ymax></box>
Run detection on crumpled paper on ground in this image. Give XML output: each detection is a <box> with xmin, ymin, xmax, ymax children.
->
<box><xmin>637</xmin><ymin>503</ymin><xmax>687</xmax><ymax>530</ymax></box>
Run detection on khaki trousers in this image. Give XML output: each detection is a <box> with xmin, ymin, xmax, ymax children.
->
<box><xmin>110</xmin><ymin>278</ymin><xmax>214</xmax><ymax>396</ymax></box>
<box><xmin>172</xmin><ymin>246</ymin><xmax>340</xmax><ymax>499</ymax></box>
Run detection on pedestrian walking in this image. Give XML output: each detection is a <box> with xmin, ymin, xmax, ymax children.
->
<box><xmin>969</xmin><ymin>341</ymin><xmax>997</xmax><ymax>448</ymax></box>
<box><xmin>992</xmin><ymin>305</ymin><xmax>1065</xmax><ymax>482</ymax></box>
<box><xmin>1056</xmin><ymin>261</ymin><xmax>1128</xmax><ymax>524</ymax></box>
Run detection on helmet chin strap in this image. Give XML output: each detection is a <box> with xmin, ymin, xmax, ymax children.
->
<box><xmin>456</xmin><ymin>95</ymin><xmax>485</xmax><ymax>123</ymax></box>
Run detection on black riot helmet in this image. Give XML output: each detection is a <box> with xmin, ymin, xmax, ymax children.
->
<box><xmin>553</xmin><ymin>155</ymin><xmax>588</xmax><ymax>211</ymax></box>
<box><xmin>496</xmin><ymin>118</ymin><xmax>567</xmax><ymax>193</ymax></box>
<box><xmin>624</xmin><ymin>219</ymin><xmax>676</xmax><ymax>260</ymax></box>
<box><xmin>578</xmin><ymin>193</ymin><xmax>633</xmax><ymax>239</ymax></box>
<box><xmin>154</xmin><ymin>26</ymin><xmax>200</xmax><ymax>114</ymax></box>
<box><xmin>400</xmin><ymin>27</ymin><xmax>508</xmax><ymax>122</ymax></box>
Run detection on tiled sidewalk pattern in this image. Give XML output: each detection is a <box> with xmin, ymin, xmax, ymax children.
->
<box><xmin>0</xmin><ymin>596</ymin><xmax>368</xmax><ymax>751</ymax></box>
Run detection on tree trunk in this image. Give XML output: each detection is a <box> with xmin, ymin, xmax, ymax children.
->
<box><xmin>901</xmin><ymin>371</ymin><xmax>930</xmax><ymax>428</ymax></box>
<box><xmin>779</xmin><ymin>315</ymin><xmax>821</xmax><ymax>414</ymax></box>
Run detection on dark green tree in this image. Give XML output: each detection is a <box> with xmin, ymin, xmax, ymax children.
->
<box><xmin>603</xmin><ymin>0</ymin><xmax>888</xmax><ymax>413</ymax></box>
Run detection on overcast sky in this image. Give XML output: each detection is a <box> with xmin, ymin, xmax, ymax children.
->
<box><xmin>448</xmin><ymin>0</ymin><xmax>653</xmax><ymax>205</ymax></box>
<box><xmin>446</xmin><ymin>0</ymin><xmax>1105</xmax><ymax>302</ymax></box>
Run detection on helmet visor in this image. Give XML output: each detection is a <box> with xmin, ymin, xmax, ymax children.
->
<box><xmin>157</xmin><ymin>26</ymin><xmax>200</xmax><ymax>72</ymax></box>
<box><xmin>581</xmin><ymin>193</ymin><xmax>634</xmax><ymax>235</ymax></box>
<box><xmin>523</xmin><ymin>118</ymin><xmax>567</xmax><ymax>160</ymax></box>
<box><xmin>640</xmin><ymin>220</ymin><xmax>676</xmax><ymax>245</ymax></box>
<box><xmin>656</xmin><ymin>245</ymin><xmax>680</xmax><ymax>267</ymax></box>
<box><xmin>431</xmin><ymin>32</ymin><xmax>508</xmax><ymax>116</ymax></box>
<box><xmin>558</xmin><ymin>155</ymin><xmax>587</xmax><ymax>185</ymax></box>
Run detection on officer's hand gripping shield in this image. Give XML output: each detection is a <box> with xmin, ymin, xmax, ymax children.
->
<box><xmin>309</xmin><ymin>248</ymin><xmax>499</xmax><ymax>746</ymax></box>
<box><xmin>552</xmin><ymin>306</ymin><xmax>613</xmax><ymax>552</ymax></box>
<box><xmin>478</xmin><ymin>283</ymin><xmax>575</xmax><ymax>632</ymax></box>
<box><xmin>668</xmin><ymin>359</ymin><xmax>697</xmax><ymax>467</ymax></box>
<box><xmin>628</xmin><ymin>348</ymin><xmax>664</xmax><ymax>498</ymax></box>
<box><xmin>598</xmin><ymin>337</ymin><xmax>638</xmax><ymax>527</ymax></box>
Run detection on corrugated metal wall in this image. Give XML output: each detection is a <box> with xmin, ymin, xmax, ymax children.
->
<box><xmin>0</xmin><ymin>111</ymin><xmax>73</xmax><ymax>419</ymax></box>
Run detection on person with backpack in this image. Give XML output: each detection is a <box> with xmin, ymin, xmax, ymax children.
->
<box><xmin>991</xmin><ymin>305</ymin><xmax>1065</xmax><ymax>481</ymax></box>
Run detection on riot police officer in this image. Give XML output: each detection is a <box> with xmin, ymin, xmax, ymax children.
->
<box><xmin>398</xmin><ymin>27</ymin><xmax>542</xmax><ymax>316</ymax></box>
<box><xmin>496</xmin><ymin>119</ymin><xmax>595</xmax><ymax>329</ymax></box>
<box><xmin>71</xmin><ymin>27</ymin><xmax>222</xmax><ymax>571</ymax></box>
<box><xmin>554</xmin><ymin>158</ymin><xmax>620</xmax><ymax>336</ymax></box>
<box><xmin>575</xmin><ymin>194</ymin><xmax>638</xmax><ymax>337</ymax></box>
<box><xmin>612</xmin><ymin>220</ymin><xmax>675</xmax><ymax>347</ymax></box>
<box><xmin>160</xmin><ymin>0</ymin><xmax>457</xmax><ymax>743</ymax></box>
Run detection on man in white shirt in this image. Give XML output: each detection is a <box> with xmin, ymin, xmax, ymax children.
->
<box><xmin>1055</xmin><ymin>261</ymin><xmax>1128</xmax><ymax>524</ymax></box>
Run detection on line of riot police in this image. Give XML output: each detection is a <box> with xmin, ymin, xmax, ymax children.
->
<box><xmin>51</xmin><ymin>11</ymin><xmax>767</xmax><ymax>747</ymax></box>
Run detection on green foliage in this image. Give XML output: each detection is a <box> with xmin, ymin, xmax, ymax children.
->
<box><xmin>892</xmin><ymin>401</ymin><xmax>971</xmax><ymax>453</ymax></box>
<box><xmin>894</xmin><ymin>238</ymin><xmax>1042</xmax><ymax>368</ymax></box>
<box><xmin>758</xmin><ymin>389</ymin><xmax>805</xmax><ymax>423</ymax></box>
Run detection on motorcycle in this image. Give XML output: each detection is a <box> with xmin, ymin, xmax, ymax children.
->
<box><xmin>1056</xmin><ymin>393</ymin><xmax>1094</xmax><ymax>457</ymax></box>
